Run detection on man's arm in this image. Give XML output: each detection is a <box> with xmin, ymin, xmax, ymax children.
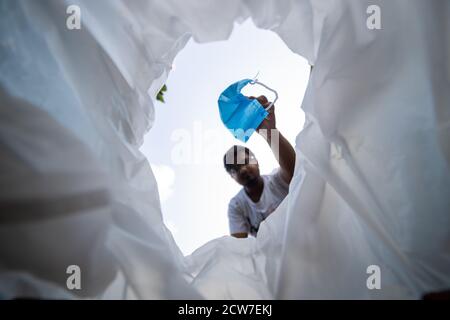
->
<box><xmin>228</xmin><ymin>200</ymin><xmax>250</xmax><ymax>238</ymax></box>
<box><xmin>231</xmin><ymin>232</ymin><xmax>248</xmax><ymax>238</ymax></box>
<box><xmin>251</xmin><ymin>95</ymin><xmax>296</xmax><ymax>184</ymax></box>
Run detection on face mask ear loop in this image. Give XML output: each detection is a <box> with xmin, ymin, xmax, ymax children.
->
<box><xmin>249</xmin><ymin>80</ymin><xmax>278</xmax><ymax>111</ymax></box>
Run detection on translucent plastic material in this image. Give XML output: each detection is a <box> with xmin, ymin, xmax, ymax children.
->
<box><xmin>0</xmin><ymin>0</ymin><xmax>449</xmax><ymax>299</ymax></box>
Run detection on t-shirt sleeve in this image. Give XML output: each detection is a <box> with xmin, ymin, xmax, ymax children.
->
<box><xmin>270</xmin><ymin>168</ymin><xmax>290</xmax><ymax>195</ymax></box>
<box><xmin>228</xmin><ymin>198</ymin><xmax>250</xmax><ymax>235</ymax></box>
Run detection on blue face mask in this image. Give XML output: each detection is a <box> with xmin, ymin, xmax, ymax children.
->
<box><xmin>218</xmin><ymin>78</ymin><xmax>278</xmax><ymax>142</ymax></box>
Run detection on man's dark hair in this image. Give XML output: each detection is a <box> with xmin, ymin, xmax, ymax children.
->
<box><xmin>223</xmin><ymin>145</ymin><xmax>254</xmax><ymax>173</ymax></box>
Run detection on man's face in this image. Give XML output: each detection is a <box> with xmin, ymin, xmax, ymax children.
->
<box><xmin>228</xmin><ymin>151</ymin><xmax>260</xmax><ymax>187</ymax></box>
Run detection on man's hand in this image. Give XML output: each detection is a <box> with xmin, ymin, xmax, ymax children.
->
<box><xmin>248</xmin><ymin>95</ymin><xmax>276</xmax><ymax>133</ymax></box>
<box><xmin>231</xmin><ymin>232</ymin><xmax>248</xmax><ymax>239</ymax></box>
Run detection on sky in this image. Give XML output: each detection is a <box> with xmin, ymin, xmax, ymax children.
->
<box><xmin>140</xmin><ymin>19</ymin><xmax>310</xmax><ymax>255</ymax></box>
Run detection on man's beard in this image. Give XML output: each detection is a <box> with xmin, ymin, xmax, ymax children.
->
<box><xmin>244</xmin><ymin>175</ymin><xmax>259</xmax><ymax>187</ymax></box>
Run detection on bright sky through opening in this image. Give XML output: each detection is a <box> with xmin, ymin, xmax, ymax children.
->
<box><xmin>141</xmin><ymin>19</ymin><xmax>310</xmax><ymax>255</ymax></box>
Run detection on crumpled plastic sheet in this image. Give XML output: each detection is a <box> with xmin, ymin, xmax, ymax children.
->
<box><xmin>0</xmin><ymin>0</ymin><xmax>449</xmax><ymax>299</ymax></box>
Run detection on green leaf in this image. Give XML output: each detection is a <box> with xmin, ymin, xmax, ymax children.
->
<box><xmin>156</xmin><ymin>84</ymin><xmax>167</xmax><ymax>103</ymax></box>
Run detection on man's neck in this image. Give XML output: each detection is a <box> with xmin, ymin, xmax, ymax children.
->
<box><xmin>244</xmin><ymin>176</ymin><xmax>264</xmax><ymax>202</ymax></box>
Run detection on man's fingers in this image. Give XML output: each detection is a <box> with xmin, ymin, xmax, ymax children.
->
<box><xmin>256</xmin><ymin>95</ymin><xmax>268</xmax><ymax>106</ymax></box>
<box><xmin>248</xmin><ymin>95</ymin><xmax>270</xmax><ymax>106</ymax></box>
<box><xmin>248</xmin><ymin>95</ymin><xmax>273</xmax><ymax>109</ymax></box>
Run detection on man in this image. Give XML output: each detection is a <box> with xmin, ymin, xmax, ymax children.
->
<box><xmin>223</xmin><ymin>95</ymin><xmax>296</xmax><ymax>238</ymax></box>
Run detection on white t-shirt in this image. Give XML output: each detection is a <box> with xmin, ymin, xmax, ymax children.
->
<box><xmin>228</xmin><ymin>169</ymin><xmax>290</xmax><ymax>237</ymax></box>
